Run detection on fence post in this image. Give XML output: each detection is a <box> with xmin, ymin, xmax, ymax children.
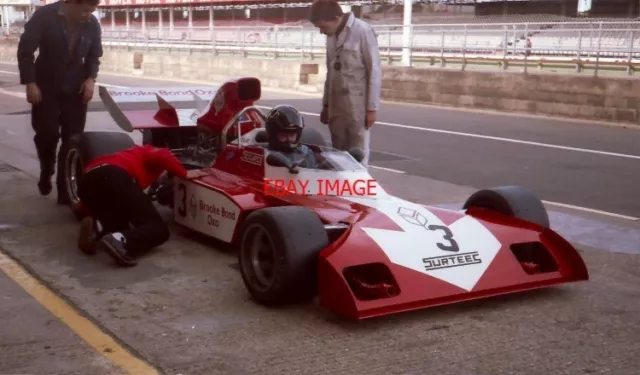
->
<box><xmin>300</xmin><ymin>26</ymin><xmax>305</xmax><ymax>60</ymax></box>
<box><xmin>409</xmin><ymin>25</ymin><xmax>414</xmax><ymax>67</ymax></box>
<box><xmin>440</xmin><ymin>30</ymin><xmax>445</xmax><ymax>66</ymax></box>
<box><xmin>574</xmin><ymin>30</ymin><xmax>582</xmax><ymax>73</ymax></box>
<box><xmin>387</xmin><ymin>28</ymin><xmax>391</xmax><ymax>65</ymax></box>
<box><xmin>594</xmin><ymin>22</ymin><xmax>602</xmax><ymax>76</ymax></box>
<box><xmin>242</xmin><ymin>30</ymin><xmax>246</xmax><ymax>58</ymax></box>
<box><xmin>502</xmin><ymin>25</ymin><xmax>508</xmax><ymax>70</ymax></box>
<box><xmin>512</xmin><ymin>25</ymin><xmax>517</xmax><ymax>56</ymax></box>
<box><xmin>628</xmin><ymin>30</ymin><xmax>635</xmax><ymax>76</ymax></box>
<box><xmin>462</xmin><ymin>24</ymin><xmax>467</xmax><ymax>71</ymax></box>
<box><xmin>524</xmin><ymin>23</ymin><xmax>529</xmax><ymax>74</ymax></box>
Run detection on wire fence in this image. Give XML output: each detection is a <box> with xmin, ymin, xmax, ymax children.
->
<box><xmin>97</xmin><ymin>20</ymin><xmax>640</xmax><ymax>75</ymax></box>
<box><xmin>4</xmin><ymin>19</ymin><xmax>640</xmax><ymax>75</ymax></box>
<box><xmin>102</xmin><ymin>20</ymin><xmax>640</xmax><ymax>58</ymax></box>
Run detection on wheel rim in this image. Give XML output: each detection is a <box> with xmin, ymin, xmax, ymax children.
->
<box><xmin>241</xmin><ymin>224</ymin><xmax>277</xmax><ymax>293</ymax></box>
<box><xmin>65</xmin><ymin>149</ymin><xmax>82</xmax><ymax>205</ymax></box>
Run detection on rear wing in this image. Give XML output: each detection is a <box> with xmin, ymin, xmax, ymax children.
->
<box><xmin>99</xmin><ymin>86</ymin><xmax>218</xmax><ymax>132</ymax></box>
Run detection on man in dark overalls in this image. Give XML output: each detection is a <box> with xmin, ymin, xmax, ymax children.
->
<box><xmin>17</xmin><ymin>0</ymin><xmax>102</xmax><ymax>204</ymax></box>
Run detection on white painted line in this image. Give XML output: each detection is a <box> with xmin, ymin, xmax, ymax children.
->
<box><xmin>0</xmin><ymin>88</ymin><xmax>24</xmax><ymax>98</ymax></box>
<box><xmin>0</xmin><ymin>69</ymin><xmax>126</xmax><ymax>89</ymax></box>
<box><xmin>1</xmin><ymin>74</ymin><xmax>634</xmax><ymax>220</ymax></box>
<box><xmin>4</xmin><ymin>77</ymin><xmax>630</xmax><ymax>161</ymax></box>
<box><xmin>256</xmin><ymin>105</ymin><xmax>640</xmax><ymax>161</ymax></box>
<box><xmin>0</xmin><ymin>84</ymin><xmax>123</xmax><ymax>100</ymax></box>
<box><xmin>542</xmin><ymin>200</ymin><xmax>638</xmax><ymax>221</ymax></box>
<box><xmin>370</xmin><ymin>165</ymin><xmax>406</xmax><ymax>174</ymax></box>
<box><xmin>1</xmin><ymin>62</ymin><xmax>632</xmax><ymax>131</ymax></box>
<box><xmin>375</xmin><ymin>123</ymin><xmax>640</xmax><ymax>161</ymax></box>
<box><xmin>1</xmin><ymin>65</ymin><xmax>627</xmax><ymax>132</ymax></box>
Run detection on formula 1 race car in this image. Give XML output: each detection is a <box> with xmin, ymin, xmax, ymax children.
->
<box><xmin>60</xmin><ymin>77</ymin><xmax>589</xmax><ymax>319</ymax></box>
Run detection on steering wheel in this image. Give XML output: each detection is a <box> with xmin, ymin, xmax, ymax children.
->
<box><xmin>287</xmin><ymin>161</ymin><xmax>300</xmax><ymax>174</ymax></box>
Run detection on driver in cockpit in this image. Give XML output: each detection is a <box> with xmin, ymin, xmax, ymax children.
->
<box><xmin>264</xmin><ymin>104</ymin><xmax>318</xmax><ymax>169</ymax></box>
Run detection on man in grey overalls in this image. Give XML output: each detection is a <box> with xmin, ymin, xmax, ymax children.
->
<box><xmin>309</xmin><ymin>0</ymin><xmax>382</xmax><ymax>167</ymax></box>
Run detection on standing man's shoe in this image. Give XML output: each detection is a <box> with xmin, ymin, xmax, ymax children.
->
<box><xmin>37</xmin><ymin>161</ymin><xmax>55</xmax><ymax>196</ymax></box>
<box><xmin>38</xmin><ymin>168</ymin><xmax>53</xmax><ymax>196</ymax></box>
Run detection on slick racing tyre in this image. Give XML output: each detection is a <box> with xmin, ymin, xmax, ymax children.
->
<box><xmin>60</xmin><ymin>131</ymin><xmax>135</xmax><ymax>220</ymax></box>
<box><xmin>462</xmin><ymin>185</ymin><xmax>550</xmax><ymax>228</ymax></box>
<box><xmin>238</xmin><ymin>206</ymin><xmax>329</xmax><ymax>306</ymax></box>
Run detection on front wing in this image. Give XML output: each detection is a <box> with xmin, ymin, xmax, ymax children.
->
<box><xmin>317</xmin><ymin>211</ymin><xmax>589</xmax><ymax>319</ymax></box>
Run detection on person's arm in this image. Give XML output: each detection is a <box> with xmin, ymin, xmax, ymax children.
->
<box><xmin>361</xmin><ymin>26</ymin><xmax>382</xmax><ymax>112</ymax></box>
<box><xmin>144</xmin><ymin>147</ymin><xmax>188</xmax><ymax>178</ymax></box>
<box><xmin>85</xmin><ymin>19</ymin><xmax>103</xmax><ymax>81</ymax></box>
<box><xmin>17</xmin><ymin>8</ymin><xmax>44</xmax><ymax>85</ymax></box>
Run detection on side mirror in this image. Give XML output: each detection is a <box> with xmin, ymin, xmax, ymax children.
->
<box><xmin>266</xmin><ymin>152</ymin><xmax>299</xmax><ymax>174</ymax></box>
<box><xmin>349</xmin><ymin>148</ymin><xmax>365</xmax><ymax>163</ymax></box>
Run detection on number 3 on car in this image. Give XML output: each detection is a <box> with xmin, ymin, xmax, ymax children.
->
<box><xmin>172</xmin><ymin>177</ymin><xmax>241</xmax><ymax>244</ymax></box>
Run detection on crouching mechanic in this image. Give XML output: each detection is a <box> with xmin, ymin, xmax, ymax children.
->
<box><xmin>265</xmin><ymin>104</ymin><xmax>317</xmax><ymax>169</ymax></box>
<box><xmin>77</xmin><ymin>145</ymin><xmax>208</xmax><ymax>267</ymax></box>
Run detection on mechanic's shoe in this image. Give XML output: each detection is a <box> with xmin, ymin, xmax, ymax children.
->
<box><xmin>98</xmin><ymin>233</ymin><xmax>137</xmax><ymax>267</ymax></box>
<box><xmin>78</xmin><ymin>217</ymin><xmax>97</xmax><ymax>255</ymax></box>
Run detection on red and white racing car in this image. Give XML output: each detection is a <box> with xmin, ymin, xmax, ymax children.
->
<box><xmin>60</xmin><ymin>77</ymin><xmax>589</xmax><ymax>319</ymax></box>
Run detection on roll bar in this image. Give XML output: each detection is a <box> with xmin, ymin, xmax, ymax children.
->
<box><xmin>219</xmin><ymin>105</ymin><xmax>267</xmax><ymax>150</ymax></box>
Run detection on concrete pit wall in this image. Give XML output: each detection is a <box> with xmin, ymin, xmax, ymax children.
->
<box><xmin>100</xmin><ymin>50</ymin><xmax>319</xmax><ymax>92</ymax></box>
<box><xmin>315</xmin><ymin>62</ymin><xmax>640</xmax><ymax>124</ymax></box>
<box><xmin>379</xmin><ymin>66</ymin><xmax>640</xmax><ymax>123</ymax></box>
<box><xmin>2</xmin><ymin>44</ymin><xmax>638</xmax><ymax>124</ymax></box>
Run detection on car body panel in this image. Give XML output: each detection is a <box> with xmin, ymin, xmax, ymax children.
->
<box><xmin>317</xmin><ymin>201</ymin><xmax>588</xmax><ymax>319</ymax></box>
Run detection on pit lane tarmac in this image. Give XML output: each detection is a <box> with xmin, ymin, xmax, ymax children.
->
<box><xmin>0</xmin><ymin>115</ymin><xmax>639</xmax><ymax>375</ymax></box>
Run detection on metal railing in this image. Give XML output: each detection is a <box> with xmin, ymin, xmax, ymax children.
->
<box><xmin>98</xmin><ymin>21</ymin><xmax>640</xmax><ymax>75</ymax></box>
<box><xmin>4</xmin><ymin>20</ymin><xmax>640</xmax><ymax>75</ymax></box>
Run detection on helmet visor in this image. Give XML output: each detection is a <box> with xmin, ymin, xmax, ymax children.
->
<box><xmin>276</xmin><ymin>129</ymin><xmax>299</xmax><ymax>144</ymax></box>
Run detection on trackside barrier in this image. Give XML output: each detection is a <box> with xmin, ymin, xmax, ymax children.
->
<box><xmin>0</xmin><ymin>42</ymin><xmax>638</xmax><ymax>125</ymax></box>
<box><xmin>95</xmin><ymin>21</ymin><xmax>640</xmax><ymax>76</ymax></box>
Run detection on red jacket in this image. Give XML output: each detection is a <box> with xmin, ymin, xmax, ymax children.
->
<box><xmin>84</xmin><ymin>145</ymin><xmax>187</xmax><ymax>190</ymax></box>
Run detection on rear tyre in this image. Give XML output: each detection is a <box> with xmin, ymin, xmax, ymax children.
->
<box><xmin>238</xmin><ymin>206</ymin><xmax>329</xmax><ymax>306</ymax></box>
<box><xmin>60</xmin><ymin>131</ymin><xmax>135</xmax><ymax>220</ymax></box>
<box><xmin>462</xmin><ymin>185</ymin><xmax>550</xmax><ymax>228</ymax></box>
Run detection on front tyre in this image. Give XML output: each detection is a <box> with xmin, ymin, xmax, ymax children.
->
<box><xmin>463</xmin><ymin>185</ymin><xmax>550</xmax><ymax>228</ymax></box>
<box><xmin>238</xmin><ymin>206</ymin><xmax>329</xmax><ymax>306</ymax></box>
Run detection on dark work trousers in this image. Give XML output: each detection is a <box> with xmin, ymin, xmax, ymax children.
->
<box><xmin>31</xmin><ymin>90</ymin><xmax>88</xmax><ymax>193</ymax></box>
<box><xmin>77</xmin><ymin>165</ymin><xmax>171</xmax><ymax>257</ymax></box>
